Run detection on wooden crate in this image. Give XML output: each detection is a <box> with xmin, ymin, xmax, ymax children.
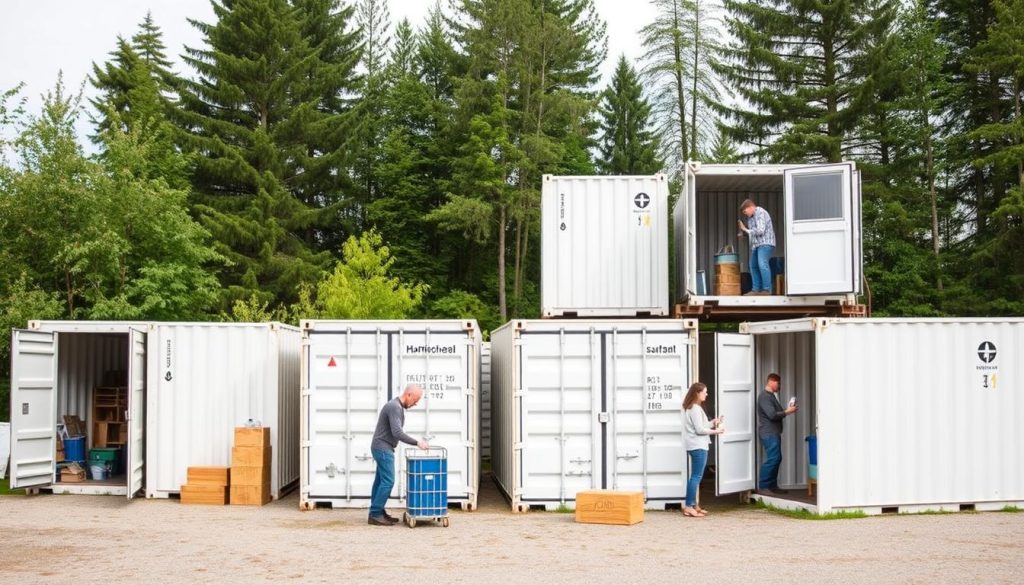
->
<box><xmin>186</xmin><ymin>466</ymin><xmax>230</xmax><ymax>487</ymax></box>
<box><xmin>230</xmin><ymin>483</ymin><xmax>272</xmax><ymax>506</ymax></box>
<box><xmin>575</xmin><ymin>490</ymin><xmax>644</xmax><ymax>526</ymax></box>
<box><xmin>231</xmin><ymin>465</ymin><xmax>270</xmax><ymax>486</ymax></box>
<box><xmin>231</xmin><ymin>446</ymin><xmax>271</xmax><ymax>468</ymax></box>
<box><xmin>234</xmin><ymin>427</ymin><xmax>270</xmax><ymax>448</ymax></box>
<box><xmin>181</xmin><ymin>484</ymin><xmax>230</xmax><ymax>505</ymax></box>
<box><xmin>60</xmin><ymin>463</ymin><xmax>86</xmax><ymax>483</ymax></box>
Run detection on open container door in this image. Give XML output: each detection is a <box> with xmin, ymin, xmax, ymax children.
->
<box><xmin>125</xmin><ymin>327</ymin><xmax>146</xmax><ymax>498</ymax></box>
<box><xmin>852</xmin><ymin>169</ymin><xmax>863</xmax><ymax>295</ymax></box>
<box><xmin>784</xmin><ymin>163</ymin><xmax>856</xmax><ymax>295</ymax></box>
<box><xmin>714</xmin><ymin>333</ymin><xmax>756</xmax><ymax>495</ymax></box>
<box><xmin>683</xmin><ymin>164</ymin><xmax>697</xmax><ymax>297</ymax></box>
<box><xmin>9</xmin><ymin>329</ymin><xmax>57</xmax><ymax>489</ymax></box>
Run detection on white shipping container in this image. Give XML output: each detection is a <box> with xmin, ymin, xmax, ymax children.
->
<box><xmin>491</xmin><ymin>319</ymin><xmax>697</xmax><ymax>511</ymax></box>
<box><xmin>674</xmin><ymin>162</ymin><xmax>863</xmax><ymax>310</ymax></box>
<box><xmin>481</xmin><ymin>342</ymin><xmax>492</xmax><ymax>460</ymax></box>
<box><xmin>542</xmin><ymin>174</ymin><xmax>669</xmax><ymax>317</ymax></box>
<box><xmin>706</xmin><ymin>317</ymin><xmax>1024</xmax><ymax>514</ymax></box>
<box><xmin>8</xmin><ymin>321</ymin><xmax>300</xmax><ymax>499</ymax></box>
<box><xmin>300</xmin><ymin>320</ymin><xmax>481</xmax><ymax>510</ymax></box>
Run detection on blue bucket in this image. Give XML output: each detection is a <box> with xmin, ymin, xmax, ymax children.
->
<box><xmin>64</xmin><ymin>436</ymin><xmax>86</xmax><ymax>462</ymax></box>
<box><xmin>806</xmin><ymin>435</ymin><xmax>817</xmax><ymax>466</ymax></box>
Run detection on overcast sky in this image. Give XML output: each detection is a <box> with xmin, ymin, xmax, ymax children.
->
<box><xmin>1</xmin><ymin>0</ymin><xmax>657</xmax><ymax>148</ymax></box>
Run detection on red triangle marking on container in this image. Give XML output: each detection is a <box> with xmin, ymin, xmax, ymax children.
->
<box><xmin>327</xmin><ymin>356</ymin><xmax>337</xmax><ymax>367</ymax></box>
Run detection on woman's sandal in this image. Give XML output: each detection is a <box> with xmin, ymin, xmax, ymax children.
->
<box><xmin>682</xmin><ymin>507</ymin><xmax>702</xmax><ymax>518</ymax></box>
<box><xmin>695</xmin><ymin>507</ymin><xmax>709</xmax><ymax>516</ymax></box>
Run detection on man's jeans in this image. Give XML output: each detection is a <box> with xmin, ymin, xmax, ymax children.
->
<box><xmin>370</xmin><ymin>448</ymin><xmax>395</xmax><ymax>516</ymax></box>
<box><xmin>759</xmin><ymin>434</ymin><xmax>782</xmax><ymax>490</ymax></box>
<box><xmin>750</xmin><ymin>245</ymin><xmax>775</xmax><ymax>292</ymax></box>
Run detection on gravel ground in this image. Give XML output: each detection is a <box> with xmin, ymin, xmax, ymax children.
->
<box><xmin>1</xmin><ymin>477</ymin><xmax>1022</xmax><ymax>585</ymax></box>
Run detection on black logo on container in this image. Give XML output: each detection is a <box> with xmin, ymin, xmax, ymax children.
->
<box><xmin>634</xmin><ymin>192</ymin><xmax>650</xmax><ymax>209</ymax></box>
<box><xmin>978</xmin><ymin>341</ymin><xmax>996</xmax><ymax>363</ymax></box>
<box><xmin>560</xmin><ymin>222</ymin><xmax>566</xmax><ymax>231</ymax></box>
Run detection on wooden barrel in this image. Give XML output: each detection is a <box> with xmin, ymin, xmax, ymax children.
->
<box><xmin>713</xmin><ymin>252</ymin><xmax>741</xmax><ymax>296</ymax></box>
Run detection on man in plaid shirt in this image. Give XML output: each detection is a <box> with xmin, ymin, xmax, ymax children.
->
<box><xmin>737</xmin><ymin>199</ymin><xmax>776</xmax><ymax>295</ymax></box>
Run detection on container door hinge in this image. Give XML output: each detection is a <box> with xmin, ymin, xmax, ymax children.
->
<box><xmin>598</xmin><ymin>412</ymin><xmax>610</xmax><ymax>423</ymax></box>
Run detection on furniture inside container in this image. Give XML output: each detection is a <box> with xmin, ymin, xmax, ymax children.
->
<box><xmin>53</xmin><ymin>332</ymin><xmax>130</xmax><ymax>487</ymax></box>
<box><xmin>694</xmin><ymin>174</ymin><xmax>787</xmax><ymax>296</ymax></box>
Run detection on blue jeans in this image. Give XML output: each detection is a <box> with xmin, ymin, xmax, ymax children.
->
<box><xmin>759</xmin><ymin>435</ymin><xmax>782</xmax><ymax>490</ymax></box>
<box><xmin>750</xmin><ymin>245</ymin><xmax>775</xmax><ymax>292</ymax></box>
<box><xmin>686</xmin><ymin>448</ymin><xmax>708</xmax><ymax>507</ymax></box>
<box><xmin>370</xmin><ymin>448</ymin><xmax>395</xmax><ymax>516</ymax></box>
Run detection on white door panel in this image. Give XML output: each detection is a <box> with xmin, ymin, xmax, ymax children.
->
<box><xmin>715</xmin><ymin>333</ymin><xmax>756</xmax><ymax>495</ymax></box>
<box><xmin>9</xmin><ymin>329</ymin><xmax>57</xmax><ymax>489</ymax></box>
<box><xmin>126</xmin><ymin>328</ymin><xmax>146</xmax><ymax>498</ymax></box>
<box><xmin>785</xmin><ymin>163</ymin><xmax>856</xmax><ymax>295</ymax></box>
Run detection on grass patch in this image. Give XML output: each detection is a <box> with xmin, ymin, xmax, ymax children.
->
<box><xmin>554</xmin><ymin>504</ymin><xmax>574</xmax><ymax>514</ymax></box>
<box><xmin>1001</xmin><ymin>506</ymin><xmax>1022</xmax><ymax>513</ymax></box>
<box><xmin>753</xmin><ymin>500</ymin><xmax>866</xmax><ymax>520</ymax></box>
<box><xmin>0</xmin><ymin>476</ymin><xmax>26</xmax><ymax>496</ymax></box>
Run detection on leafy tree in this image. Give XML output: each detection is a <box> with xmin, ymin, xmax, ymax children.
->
<box><xmin>318</xmin><ymin>229</ymin><xmax>427</xmax><ymax>318</ymax></box>
<box><xmin>430</xmin><ymin>289</ymin><xmax>500</xmax><ymax>335</ymax></box>
<box><xmin>641</xmin><ymin>0</ymin><xmax>727</xmax><ymax>170</ymax></box>
<box><xmin>597</xmin><ymin>55</ymin><xmax>661</xmax><ymax>174</ymax></box>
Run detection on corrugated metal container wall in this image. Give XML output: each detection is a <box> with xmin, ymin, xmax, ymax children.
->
<box><xmin>146</xmin><ymin>323</ymin><xmax>300</xmax><ymax>499</ymax></box>
<box><xmin>816</xmin><ymin>319</ymin><xmax>1024</xmax><ymax>513</ymax></box>
<box><xmin>56</xmin><ymin>334</ymin><xmax>128</xmax><ymax>429</ymax></box>
<box><xmin>276</xmin><ymin>326</ymin><xmax>302</xmax><ymax>495</ymax></box>
<box><xmin>541</xmin><ymin>174</ymin><xmax>669</xmax><ymax>317</ymax></box>
<box><xmin>491</xmin><ymin>319</ymin><xmax>697</xmax><ymax>512</ymax></box>
<box><xmin>480</xmin><ymin>342</ymin><xmax>492</xmax><ymax>460</ymax></box>
<box><xmin>300</xmin><ymin>320</ymin><xmax>481</xmax><ymax>510</ymax></box>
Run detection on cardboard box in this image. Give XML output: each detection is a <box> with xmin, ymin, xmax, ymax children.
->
<box><xmin>231</xmin><ymin>465</ymin><xmax>270</xmax><ymax>486</ymax></box>
<box><xmin>575</xmin><ymin>490</ymin><xmax>644</xmax><ymax>525</ymax></box>
<box><xmin>230</xmin><ymin>483</ymin><xmax>272</xmax><ymax>506</ymax></box>
<box><xmin>186</xmin><ymin>466</ymin><xmax>230</xmax><ymax>487</ymax></box>
<box><xmin>60</xmin><ymin>463</ymin><xmax>86</xmax><ymax>483</ymax></box>
<box><xmin>181</xmin><ymin>484</ymin><xmax>229</xmax><ymax>505</ymax></box>
<box><xmin>231</xmin><ymin>446</ymin><xmax>272</xmax><ymax>468</ymax></box>
<box><xmin>234</xmin><ymin>427</ymin><xmax>270</xmax><ymax>448</ymax></box>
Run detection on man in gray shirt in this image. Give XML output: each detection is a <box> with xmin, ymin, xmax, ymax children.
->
<box><xmin>369</xmin><ymin>384</ymin><xmax>429</xmax><ymax>526</ymax></box>
<box><xmin>756</xmin><ymin>373</ymin><xmax>797</xmax><ymax>495</ymax></box>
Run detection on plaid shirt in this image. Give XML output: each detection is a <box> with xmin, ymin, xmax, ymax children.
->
<box><xmin>746</xmin><ymin>206</ymin><xmax>776</xmax><ymax>249</ymax></box>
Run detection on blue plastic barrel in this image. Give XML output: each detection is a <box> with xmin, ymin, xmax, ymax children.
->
<box><xmin>407</xmin><ymin>455</ymin><xmax>448</xmax><ymax>517</ymax></box>
<box><xmin>806</xmin><ymin>435</ymin><xmax>817</xmax><ymax>466</ymax></box>
<box><xmin>64</xmin><ymin>436</ymin><xmax>86</xmax><ymax>462</ymax></box>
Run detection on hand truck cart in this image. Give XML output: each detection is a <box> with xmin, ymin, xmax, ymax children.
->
<box><xmin>403</xmin><ymin>447</ymin><xmax>449</xmax><ymax>528</ymax></box>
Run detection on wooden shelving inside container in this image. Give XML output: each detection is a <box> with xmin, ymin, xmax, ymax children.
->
<box><xmin>92</xmin><ymin>386</ymin><xmax>128</xmax><ymax>448</ymax></box>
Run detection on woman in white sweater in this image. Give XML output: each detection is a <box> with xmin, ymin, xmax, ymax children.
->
<box><xmin>683</xmin><ymin>382</ymin><xmax>724</xmax><ymax>517</ymax></box>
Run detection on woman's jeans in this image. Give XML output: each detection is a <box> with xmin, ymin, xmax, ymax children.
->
<box><xmin>750</xmin><ymin>245</ymin><xmax>775</xmax><ymax>292</ymax></box>
<box><xmin>686</xmin><ymin>448</ymin><xmax>709</xmax><ymax>507</ymax></box>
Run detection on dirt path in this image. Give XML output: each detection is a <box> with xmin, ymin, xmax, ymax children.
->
<box><xmin>1</xmin><ymin>478</ymin><xmax>1021</xmax><ymax>584</ymax></box>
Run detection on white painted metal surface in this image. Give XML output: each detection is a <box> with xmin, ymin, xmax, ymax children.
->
<box><xmin>300</xmin><ymin>320</ymin><xmax>481</xmax><ymax>510</ymax></box>
<box><xmin>673</xmin><ymin>162</ymin><xmax>862</xmax><ymax>305</ymax></box>
<box><xmin>146</xmin><ymin>322</ymin><xmax>301</xmax><ymax>500</ymax></box>
<box><xmin>714</xmin><ymin>333</ymin><xmax>755</xmax><ymax>495</ymax></box>
<box><xmin>727</xmin><ymin>318</ymin><xmax>1024</xmax><ymax>514</ymax></box>
<box><xmin>784</xmin><ymin>163</ymin><xmax>856</xmax><ymax>294</ymax></box>
<box><xmin>542</xmin><ymin>174</ymin><xmax>669</xmax><ymax>317</ymax></box>
<box><xmin>491</xmin><ymin>319</ymin><xmax>697</xmax><ymax>511</ymax></box>
<box><xmin>9</xmin><ymin>329</ymin><xmax>57</xmax><ymax>489</ymax></box>
<box><xmin>480</xmin><ymin>342</ymin><xmax>492</xmax><ymax>460</ymax></box>
<box><xmin>12</xmin><ymin>321</ymin><xmax>299</xmax><ymax>499</ymax></box>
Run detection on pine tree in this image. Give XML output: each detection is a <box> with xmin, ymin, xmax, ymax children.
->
<box><xmin>597</xmin><ymin>55</ymin><xmax>661</xmax><ymax>174</ymax></box>
<box><xmin>719</xmin><ymin>0</ymin><xmax>898</xmax><ymax>163</ymax></box>
<box><xmin>175</xmin><ymin>0</ymin><xmax>361</xmax><ymax>307</ymax></box>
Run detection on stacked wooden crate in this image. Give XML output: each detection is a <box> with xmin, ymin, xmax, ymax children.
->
<box><xmin>181</xmin><ymin>467</ymin><xmax>230</xmax><ymax>505</ymax></box>
<box><xmin>231</xmin><ymin>427</ymin><xmax>272</xmax><ymax>506</ymax></box>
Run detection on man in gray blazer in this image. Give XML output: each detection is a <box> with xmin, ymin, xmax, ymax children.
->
<box><xmin>756</xmin><ymin>373</ymin><xmax>797</xmax><ymax>494</ymax></box>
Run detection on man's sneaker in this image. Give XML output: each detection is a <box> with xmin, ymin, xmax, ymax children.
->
<box><xmin>368</xmin><ymin>515</ymin><xmax>395</xmax><ymax>526</ymax></box>
<box><xmin>383</xmin><ymin>511</ymin><xmax>399</xmax><ymax>523</ymax></box>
